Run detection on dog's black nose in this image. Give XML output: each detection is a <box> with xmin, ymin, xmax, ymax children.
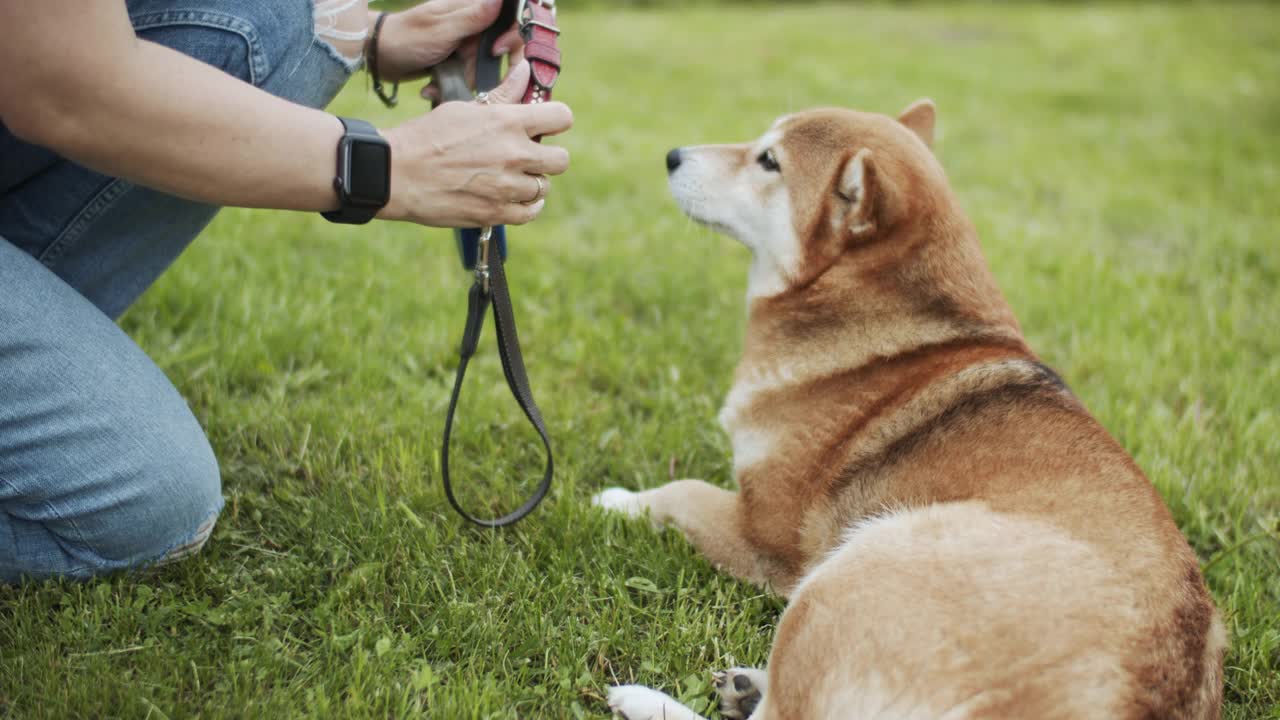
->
<box><xmin>666</xmin><ymin>148</ymin><xmax>683</xmax><ymax>173</ymax></box>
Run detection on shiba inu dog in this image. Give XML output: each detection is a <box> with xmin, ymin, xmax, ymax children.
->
<box><xmin>594</xmin><ymin>101</ymin><xmax>1225</xmax><ymax>719</ymax></box>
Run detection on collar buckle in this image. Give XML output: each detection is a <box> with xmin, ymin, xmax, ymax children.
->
<box><xmin>518</xmin><ymin>0</ymin><xmax>559</xmax><ymax>37</ymax></box>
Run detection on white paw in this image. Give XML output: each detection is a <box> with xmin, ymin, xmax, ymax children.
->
<box><xmin>606</xmin><ymin>685</ymin><xmax>698</xmax><ymax>720</ymax></box>
<box><xmin>593</xmin><ymin>487</ymin><xmax>644</xmax><ymax>517</ymax></box>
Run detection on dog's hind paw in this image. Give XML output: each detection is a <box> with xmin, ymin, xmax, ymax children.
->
<box><xmin>712</xmin><ymin>667</ymin><xmax>767</xmax><ymax>719</ymax></box>
<box><xmin>593</xmin><ymin>487</ymin><xmax>644</xmax><ymax>516</ymax></box>
<box><xmin>606</xmin><ymin>685</ymin><xmax>703</xmax><ymax>720</ymax></box>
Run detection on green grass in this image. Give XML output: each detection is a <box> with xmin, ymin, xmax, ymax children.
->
<box><xmin>3</xmin><ymin>3</ymin><xmax>1279</xmax><ymax>718</ymax></box>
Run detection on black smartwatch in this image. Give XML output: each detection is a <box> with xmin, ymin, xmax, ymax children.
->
<box><xmin>322</xmin><ymin>117</ymin><xmax>391</xmax><ymax>225</ymax></box>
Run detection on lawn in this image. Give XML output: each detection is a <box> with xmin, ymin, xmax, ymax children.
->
<box><xmin>2</xmin><ymin>2</ymin><xmax>1279</xmax><ymax>718</ymax></box>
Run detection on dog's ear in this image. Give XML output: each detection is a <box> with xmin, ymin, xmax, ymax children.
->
<box><xmin>898</xmin><ymin>98</ymin><xmax>936</xmax><ymax>148</ymax></box>
<box><xmin>838</xmin><ymin>148</ymin><xmax>878</xmax><ymax>237</ymax></box>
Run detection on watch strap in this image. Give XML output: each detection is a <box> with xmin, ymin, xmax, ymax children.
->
<box><xmin>322</xmin><ymin>116</ymin><xmax>389</xmax><ymax>225</ymax></box>
<box><xmin>335</xmin><ymin>116</ymin><xmax>379</xmax><ymax>139</ymax></box>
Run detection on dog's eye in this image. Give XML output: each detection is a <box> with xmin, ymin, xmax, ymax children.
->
<box><xmin>757</xmin><ymin>149</ymin><xmax>781</xmax><ymax>173</ymax></box>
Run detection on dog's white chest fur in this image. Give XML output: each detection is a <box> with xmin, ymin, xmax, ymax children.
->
<box><xmin>719</xmin><ymin>363</ymin><xmax>798</xmax><ymax>474</ymax></box>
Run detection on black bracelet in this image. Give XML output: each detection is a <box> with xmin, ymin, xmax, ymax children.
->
<box><xmin>368</xmin><ymin>12</ymin><xmax>399</xmax><ymax>108</ymax></box>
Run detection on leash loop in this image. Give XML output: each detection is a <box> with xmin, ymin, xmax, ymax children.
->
<box><xmin>441</xmin><ymin>247</ymin><xmax>554</xmax><ymax>528</ymax></box>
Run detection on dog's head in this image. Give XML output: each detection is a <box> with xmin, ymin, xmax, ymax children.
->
<box><xmin>666</xmin><ymin>101</ymin><xmax>944</xmax><ymax>300</ymax></box>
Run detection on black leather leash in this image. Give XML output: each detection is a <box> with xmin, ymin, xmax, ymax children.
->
<box><xmin>438</xmin><ymin>0</ymin><xmax>557</xmax><ymax>527</ymax></box>
<box><xmin>441</xmin><ymin>230</ymin><xmax>553</xmax><ymax>527</ymax></box>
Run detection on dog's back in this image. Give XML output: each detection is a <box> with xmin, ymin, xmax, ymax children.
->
<box><xmin>759</xmin><ymin>381</ymin><xmax>1224</xmax><ymax>719</ymax></box>
<box><xmin>759</xmin><ymin>501</ymin><xmax>1220</xmax><ymax>719</ymax></box>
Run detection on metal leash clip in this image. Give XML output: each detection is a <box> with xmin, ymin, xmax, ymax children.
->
<box><xmin>475</xmin><ymin>226</ymin><xmax>493</xmax><ymax>293</ymax></box>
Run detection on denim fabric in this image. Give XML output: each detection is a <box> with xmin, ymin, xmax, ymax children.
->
<box><xmin>0</xmin><ymin>0</ymin><xmax>358</xmax><ymax>320</ymax></box>
<box><xmin>0</xmin><ymin>241</ymin><xmax>223</xmax><ymax>581</ymax></box>
<box><xmin>0</xmin><ymin>0</ymin><xmax>356</xmax><ymax>583</ymax></box>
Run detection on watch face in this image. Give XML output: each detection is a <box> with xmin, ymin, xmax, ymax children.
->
<box><xmin>347</xmin><ymin>139</ymin><xmax>391</xmax><ymax>206</ymax></box>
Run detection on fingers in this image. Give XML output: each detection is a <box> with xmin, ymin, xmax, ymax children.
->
<box><xmin>453</xmin><ymin>196</ymin><xmax>546</xmax><ymax>227</ymax></box>
<box><xmin>483</xmin><ymin>173</ymin><xmax>551</xmax><ymax>223</ymax></box>
<box><xmin>527</xmin><ymin>174</ymin><xmax>548</xmax><ymax>204</ymax></box>
<box><xmin>519</xmin><ymin>143</ymin><xmax>570</xmax><ymax>176</ymax></box>
<box><xmin>499</xmin><ymin>173</ymin><xmax>544</xmax><ymax>205</ymax></box>
<box><xmin>492</xmin><ymin>27</ymin><xmax>524</xmax><ymax>57</ymax></box>
<box><xmin>514</xmin><ymin>174</ymin><xmax>547</xmax><ymax>204</ymax></box>
<box><xmin>484</xmin><ymin>59</ymin><xmax>531</xmax><ymax>105</ymax></box>
<box><xmin>477</xmin><ymin>171</ymin><xmax>550</xmax><ymax>205</ymax></box>
<box><xmin>448</xmin><ymin>0</ymin><xmax>503</xmax><ymax>36</ymax></box>
<box><xmin>419</xmin><ymin>0</ymin><xmax>475</xmax><ymax>14</ymax></box>
<box><xmin>518</xmin><ymin>102</ymin><xmax>573</xmax><ymax>138</ymax></box>
<box><xmin>506</xmin><ymin>45</ymin><xmax>526</xmax><ymax>72</ymax></box>
<box><xmin>421</xmin><ymin>40</ymin><xmax>516</xmax><ymax>102</ymax></box>
<box><xmin>497</xmin><ymin>199</ymin><xmax>545</xmax><ymax>226</ymax></box>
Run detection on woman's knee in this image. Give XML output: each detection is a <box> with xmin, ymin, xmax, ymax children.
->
<box><xmin>0</xmin><ymin>242</ymin><xmax>225</xmax><ymax>580</ymax></box>
<box><xmin>0</xmin><ymin>418</ymin><xmax>223</xmax><ymax>584</ymax></box>
<box><xmin>119</xmin><ymin>425</ymin><xmax>225</xmax><ymax>568</ymax></box>
<box><xmin>55</xmin><ymin>414</ymin><xmax>225</xmax><ymax>577</ymax></box>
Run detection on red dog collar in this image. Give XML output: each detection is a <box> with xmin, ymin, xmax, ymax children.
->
<box><xmin>518</xmin><ymin>0</ymin><xmax>560</xmax><ymax>105</ymax></box>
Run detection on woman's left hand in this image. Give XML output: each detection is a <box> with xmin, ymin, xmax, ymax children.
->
<box><xmin>375</xmin><ymin>0</ymin><xmax>523</xmax><ymax>84</ymax></box>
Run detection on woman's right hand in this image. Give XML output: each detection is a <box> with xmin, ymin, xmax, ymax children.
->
<box><xmin>379</xmin><ymin>60</ymin><xmax>572</xmax><ymax>228</ymax></box>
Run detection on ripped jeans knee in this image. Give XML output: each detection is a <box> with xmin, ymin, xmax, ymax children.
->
<box><xmin>313</xmin><ymin>0</ymin><xmax>371</xmax><ymax>67</ymax></box>
<box><xmin>126</xmin><ymin>0</ymin><xmax>361</xmax><ymax>110</ymax></box>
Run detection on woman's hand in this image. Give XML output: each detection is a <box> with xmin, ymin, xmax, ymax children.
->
<box><xmin>379</xmin><ymin>61</ymin><xmax>572</xmax><ymax>228</ymax></box>
<box><xmin>374</xmin><ymin>0</ymin><xmax>523</xmax><ymax>84</ymax></box>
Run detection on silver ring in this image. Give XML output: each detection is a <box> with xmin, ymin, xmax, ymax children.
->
<box><xmin>475</xmin><ymin>91</ymin><xmax>492</xmax><ymax>105</ymax></box>
<box><xmin>522</xmin><ymin>175</ymin><xmax>545</xmax><ymax>204</ymax></box>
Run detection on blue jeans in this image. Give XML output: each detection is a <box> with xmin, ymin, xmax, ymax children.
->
<box><xmin>0</xmin><ymin>0</ymin><xmax>357</xmax><ymax>583</ymax></box>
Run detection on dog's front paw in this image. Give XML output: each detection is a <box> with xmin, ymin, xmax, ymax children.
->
<box><xmin>593</xmin><ymin>487</ymin><xmax>645</xmax><ymax>517</ymax></box>
<box><xmin>712</xmin><ymin>668</ymin><xmax>767</xmax><ymax>719</ymax></box>
<box><xmin>606</xmin><ymin>685</ymin><xmax>698</xmax><ymax>720</ymax></box>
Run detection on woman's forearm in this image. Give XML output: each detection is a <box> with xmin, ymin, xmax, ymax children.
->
<box><xmin>1</xmin><ymin>2</ymin><xmax>343</xmax><ymax>214</ymax></box>
<box><xmin>1</xmin><ymin>1</ymin><xmax>574</xmax><ymax>230</ymax></box>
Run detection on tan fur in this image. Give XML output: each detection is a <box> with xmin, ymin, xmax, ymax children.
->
<box><xmin>601</xmin><ymin>102</ymin><xmax>1224</xmax><ymax>720</ymax></box>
